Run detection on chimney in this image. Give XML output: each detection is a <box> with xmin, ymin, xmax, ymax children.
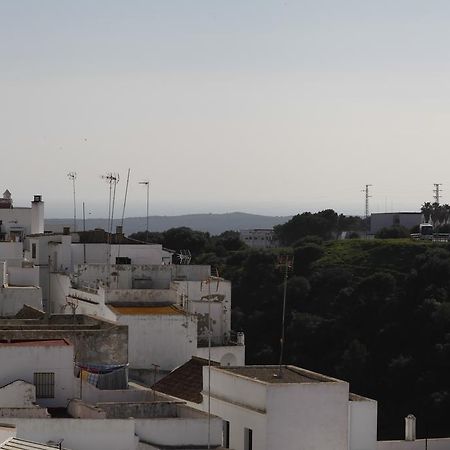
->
<box><xmin>405</xmin><ymin>414</ymin><xmax>416</xmax><ymax>441</ymax></box>
<box><xmin>116</xmin><ymin>225</ymin><xmax>123</xmax><ymax>236</ymax></box>
<box><xmin>63</xmin><ymin>227</ymin><xmax>71</xmax><ymax>235</ymax></box>
<box><xmin>31</xmin><ymin>195</ymin><xmax>44</xmax><ymax>234</ymax></box>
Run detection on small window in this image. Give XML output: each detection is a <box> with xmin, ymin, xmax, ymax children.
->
<box><xmin>31</xmin><ymin>243</ymin><xmax>36</xmax><ymax>259</ymax></box>
<box><xmin>244</xmin><ymin>428</ymin><xmax>253</xmax><ymax>450</ymax></box>
<box><xmin>34</xmin><ymin>372</ymin><xmax>55</xmax><ymax>398</ymax></box>
<box><xmin>223</xmin><ymin>420</ymin><xmax>230</xmax><ymax>448</ymax></box>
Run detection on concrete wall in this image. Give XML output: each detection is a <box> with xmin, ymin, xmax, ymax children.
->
<box><xmin>0</xmin><ymin>315</ymin><xmax>128</xmax><ymax>365</ymax></box>
<box><xmin>377</xmin><ymin>439</ymin><xmax>450</xmax><ymax>450</ymax></box>
<box><xmin>0</xmin><ymin>286</ymin><xmax>42</xmax><ymax>316</ymax></box>
<box><xmin>8</xmin><ymin>417</ymin><xmax>137</xmax><ymax>450</ymax></box>
<box><xmin>118</xmin><ymin>313</ymin><xmax>197</xmax><ymax>371</ymax></box>
<box><xmin>0</xmin><ymin>343</ymin><xmax>76</xmax><ymax>408</ymax></box>
<box><xmin>349</xmin><ymin>396</ymin><xmax>378</xmax><ymax>450</ymax></box>
<box><xmin>0</xmin><ymin>380</ymin><xmax>36</xmax><ymax>407</ymax></box>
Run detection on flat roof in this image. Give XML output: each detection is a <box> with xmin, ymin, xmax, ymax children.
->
<box><xmin>0</xmin><ymin>339</ymin><xmax>71</xmax><ymax>347</ymax></box>
<box><xmin>220</xmin><ymin>365</ymin><xmax>342</xmax><ymax>384</ymax></box>
<box><xmin>110</xmin><ymin>304</ymin><xmax>186</xmax><ymax>316</ymax></box>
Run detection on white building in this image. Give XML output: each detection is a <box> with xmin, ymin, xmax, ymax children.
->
<box><xmin>240</xmin><ymin>229</ymin><xmax>278</xmax><ymax>249</ymax></box>
<box><xmin>0</xmin><ymin>192</ymin><xmax>44</xmax><ymax>243</ymax></box>
<box><xmin>154</xmin><ymin>363</ymin><xmax>378</xmax><ymax>450</ymax></box>
<box><xmin>0</xmin><ymin>339</ymin><xmax>77</xmax><ymax>408</ymax></box>
<box><xmin>50</xmin><ymin>263</ymin><xmax>245</xmax><ymax>374</ymax></box>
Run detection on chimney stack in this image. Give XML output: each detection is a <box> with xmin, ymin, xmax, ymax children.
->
<box><xmin>405</xmin><ymin>414</ymin><xmax>416</xmax><ymax>441</ymax></box>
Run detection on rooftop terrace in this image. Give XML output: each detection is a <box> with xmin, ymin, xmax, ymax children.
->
<box><xmin>220</xmin><ymin>365</ymin><xmax>343</xmax><ymax>384</ymax></box>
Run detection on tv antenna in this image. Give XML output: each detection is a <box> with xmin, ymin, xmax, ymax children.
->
<box><xmin>139</xmin><ymin>180</ymin><xmax>150</xmax><ymax>242</ymax></box>
<box><xmin>175</xmin><ymin>249</ymin><xmax>191</xmax><ymax>265</ymax></box>
<box><xmin>67</xmin><ymin>172</ymin><xmax>77</xmax><ymax>232</ymax></box>
<box><xmin>275</xmin><ymin>254</ymin><xmax>294</xmax><ymax>378</ymax></box>
<box><xmin>102</xmin><ymin>172</ymin><xmax>120</xmax><ymax>285</ymax></box>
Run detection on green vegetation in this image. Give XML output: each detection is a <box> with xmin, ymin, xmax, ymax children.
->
<box><xmin>131</xmin><ymin>220</ymin><xmax>450</xmax><ymax>439</ymax></box>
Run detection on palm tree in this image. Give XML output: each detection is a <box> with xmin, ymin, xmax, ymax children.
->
<box><xmin>421</xmin><ymin>202</ymin><xmax>433</xmax><ymax>224</ymax></box>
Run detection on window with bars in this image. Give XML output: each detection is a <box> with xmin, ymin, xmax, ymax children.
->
<box><xmin>33</xmin><ymin>372</ymin><xmax>55</xmax><ymax>398</ymax></box>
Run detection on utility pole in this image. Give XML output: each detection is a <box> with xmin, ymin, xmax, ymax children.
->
<box><xmin>433</xmin><ymin>183</ymin><xmax>443</xmax><ymax>204</ymax></box>
<box><xmin>67</xmin><ymin>172</ymin><xmax>77</xmax><ymax>232</ymax></box>
<box><xmin>275</xmin><ymin>254</ymin><xmax>294</xmax><ymax>378</ymax></box>
<box><xmin>139</xmin><ymin>180</ymin><xmax>150</xmax><ymax>242</ymax></box>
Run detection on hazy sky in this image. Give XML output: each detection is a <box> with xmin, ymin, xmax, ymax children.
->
<box><xmin>2</xmin><ymin>1</ymin><xmax>450</xmax><ymax>218</ymax></box>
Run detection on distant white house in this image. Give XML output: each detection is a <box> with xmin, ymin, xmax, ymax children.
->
<box><xmin>240</xmin><ymin>229</ymin><xmax>278</xmax><ymax>249</ymax></box>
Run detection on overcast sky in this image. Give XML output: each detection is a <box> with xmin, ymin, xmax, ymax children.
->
<box><xmin>1</xmin><ymin>1</ymin><xmax>450</xmax><ymax>218</ymax></box>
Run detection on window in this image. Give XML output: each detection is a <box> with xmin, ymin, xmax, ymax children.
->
<box><xmin>222</xmin><ymin>420</ymin><xmax>230</xmax><ymax>448</ymax></box>
<box><xmin>34</xmin><ymin>372</ymin><xmax>55</xmax><ymax>398</ymax></box>
<box><xmin>244</xmin><ymin>428</ymin><xmax>253</xmax><ymax>450</ymax></box>
<box><xmin>31</xmin><ymin>243</ymin><xmax>36</xmax><ymax>259</ymax></box>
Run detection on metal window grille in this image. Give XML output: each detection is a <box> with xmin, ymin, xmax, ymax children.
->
<box><xmin>34</xmin><ymin>372</ymin><xmax>55</xmax><ymax>398</ymax></box>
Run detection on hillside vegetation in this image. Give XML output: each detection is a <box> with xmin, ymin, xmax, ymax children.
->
<box><xmin>129</xmin><ymin>216</ymin><xmax>450</xmax><ymax>439</ymax></box>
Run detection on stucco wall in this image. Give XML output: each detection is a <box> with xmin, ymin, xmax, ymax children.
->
<box><xmin>119</xmin><ymin>313</ymin><xmax>197</xmax><ymax>371</ymax></box>
<box><xmin>0</xmin><ymin>343</ymin><xmax>76</xmax><ymax>408</ymax></box>
<box><xmin>0</xmin><ymin>242</ymin><xmax>23</xmax><ymax>260</ymax></box>
<box><xmin>349</xmin><ymin>396</ymin><xmax>378</xmax><ymax>450</ymax></box>
<box><xmin>0</xmin><ymin>286</ymin><xmax>42</xmax><ymax>316</ymax></box>
<box><xmin>265</xmin><ymin>381</ymin><xmax>349</xmax><ymax>450</ymax></box>
<box><xmin>0</xmin><ymin>380</ymin><xmax>36</xmax><ymax>407</ymax></box>
<box><xmin>196</xmin><ymin>345</ymin><xmax>245</xmax><ymax>366</ymax></box>
<box><xmin>7</xmin><ymin>266</ymin><xmax>39</xmax><ymax>287</ymax></box>
<box><xmin>377</xmin><ymin>438</ymin><xmax>450</xmax><ymax>450</ymax></box>
<box><xmin>0</xmin><ymin>316</ymin><xmax>128</xmax><ymax>365</ymax></box>
<box><xmin>8</xmin><ymin>417</ymin><xmax>137</xmax><ymax>450</ymax></box>
<box><xmin>135</xmin><ymin>415</ymin><xmax>222</xmax><ymax>447</ymax></box>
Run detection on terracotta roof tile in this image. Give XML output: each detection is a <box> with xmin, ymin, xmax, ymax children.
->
<box><xmin>152</xmin><ymin>357</ymin><xmax>218</xmax><ymax>403</ymax></box>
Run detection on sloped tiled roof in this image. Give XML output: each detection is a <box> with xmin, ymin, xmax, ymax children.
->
<box><xmin>152</xmin><ymin>357</ymin><xmax>218</xmax><ymax>403</ymax></box>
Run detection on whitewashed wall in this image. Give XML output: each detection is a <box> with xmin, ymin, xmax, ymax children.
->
<box><xmin>0</xmin><ymin>380</ymin><xmax>36</xmax><ymax>407</ymax></box>
<box><xmin>349</xmin><ymin>395</ymin><xmax>378</xmax><ymax>450</ymax></box>
<box><xmin>378</xmin><ymin>438</ymin><xmax>450</xmax><ymax>450</ymax></box>
<box><xmin>118</xmin><ymin>313</ymin><xmax>197</xmax><ymax>371</ymax></box>
<box><xmin>0</xmin><ymin>343</ymin><xmax>76</xmax><ymax>408</ymax></box>
<box><xmin>7</xmin><ymin>417</ymin><xmax>137</xmax><ymax>450</ymax></box>
<box><xmin>0</xmin><ymin>286</ymin><xmax>42</xmax><ymax>316</ymax></box>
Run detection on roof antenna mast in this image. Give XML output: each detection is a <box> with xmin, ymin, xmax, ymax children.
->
<box><xmin>67</xmin><ymin>172</ymin><xmax>77</xmax><ymax>232</ymax></box>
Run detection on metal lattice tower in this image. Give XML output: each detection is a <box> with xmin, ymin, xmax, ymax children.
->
<box><xmin>363</xmin><ymin>184</ymin><xmax>372</xmax><ymax>219</ymax></box>
<box><xmin>433</xmin><ymin>183</ymin><xmax>443</xmax><ymax>204</ymax></box>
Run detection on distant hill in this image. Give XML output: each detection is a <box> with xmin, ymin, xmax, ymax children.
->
<box><xmin>45</xmin><ymin>212</ymin><xmax>291</xmax><ymax>236</ymax></box>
